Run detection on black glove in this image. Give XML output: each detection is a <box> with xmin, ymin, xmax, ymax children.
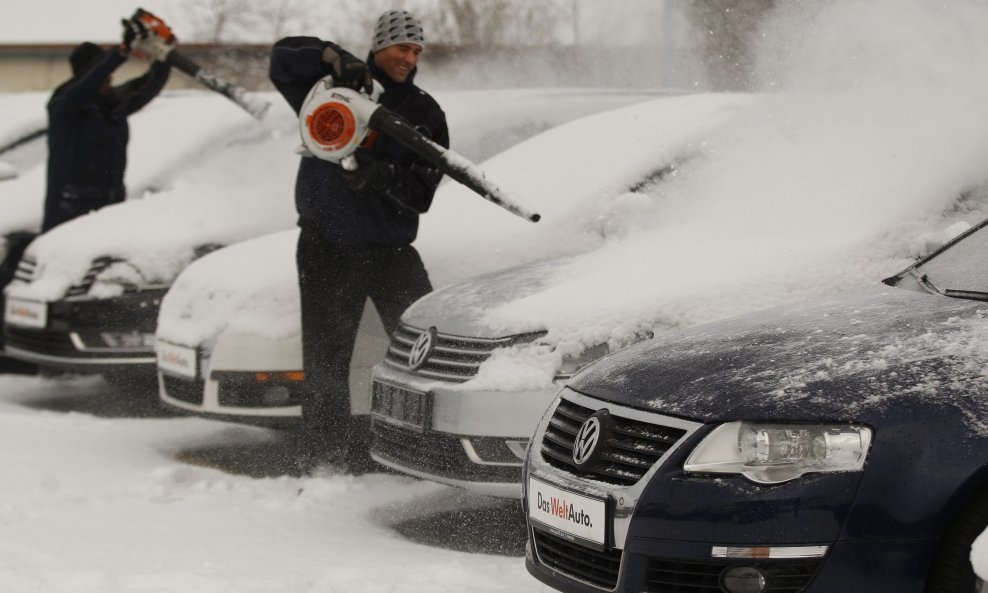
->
<box><xmin>120</xmin><ymin>17</ymin><xmax>147</xmax><ymax>53</ymax></box>
<box><xmin>341</xmin><ymin>151</ymin><xmax>397</xmax><ymax>193</ymax></box>
<box><xmin>321</xmin><ymin>45</ymin><xmax>373</xmax><ymax>95</ymax></box>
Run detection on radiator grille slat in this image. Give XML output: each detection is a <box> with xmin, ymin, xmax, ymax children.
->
<box><xmin>383</xmin><ymin>324</ymin><xmax>545</xmax><ymax>383</ymax></box>
<box><xmin>533</xmin><ymin>529</ymin><xmax>621</xmax><ymax>590</ymax></box>
<box><xmin>540</xmin><ymin>398</ymin><xmax>687</xmax><ymax>486</ymax></box>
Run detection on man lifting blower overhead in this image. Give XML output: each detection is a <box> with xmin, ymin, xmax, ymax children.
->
<box><xmin>41</xmin><ymin>12</ymin><xmax>172</xmax><ymax>233</ymax></box>
<box><xmin>0</xmin><ymin>11</ymin><xmax>173</xmax><ymax>375</ymax></box>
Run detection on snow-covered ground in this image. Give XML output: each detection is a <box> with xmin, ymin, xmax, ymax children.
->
<box><xmin>0</xmin><ymin>374</ymin><xmax>546</xmax><ymax>593</ymax></box>
<box><xmin>6</xmin><ymin>0</ymin><xmax>988</xmax><ymax>590</ymax></box>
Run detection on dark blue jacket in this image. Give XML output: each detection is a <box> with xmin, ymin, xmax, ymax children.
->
<box><xmin>43</xmin><ymin>50</ymin><xmax>170</xmax><ymax>231</ymax></box>
<box><xmin>269</xmin><ymin>37</ymin><xmax>449</xmax><ymax>248</ymax></box>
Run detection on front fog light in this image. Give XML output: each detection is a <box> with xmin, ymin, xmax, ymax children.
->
<box><xmin>684</xmin><ymin>421</ymin><xmax>872</xmax><ymax>484</ymax></box>
<box><xmin>721</xmin><ymin>566</ymin><xmax>766</xmax><ymax>593</ymax></box>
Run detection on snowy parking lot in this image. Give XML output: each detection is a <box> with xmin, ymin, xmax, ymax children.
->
<box><xmin>8</xmin><ymin>0</ymin><xmax>988</xmax><ymax>591</ymax></box>
<box><xmin>0</xmin><ymin>374</ymin><xmax>550</xmax><ymax>593</ymax></box>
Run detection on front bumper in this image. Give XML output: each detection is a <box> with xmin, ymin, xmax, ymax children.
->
<box><xmin>525</xmin><ymin>536</ymin><xmax>932</xmax><ymax>593</ymax></box>
<box><xmin>523</xmin><ymin>390</ymin><xmax>930</xmax><ymax>593</ymax></box>
<box><xmin>3</xmin><ymin>290</ymin><xmax>163</xmax><ymax>373</ymax></box>
<box><xmin>368</xmin><ymin>363</ymin><xmax>561</xmax><ymax>497</ymax></box>
<box><xmin>158</xmin><ymin>333</ymin><xmax>303</xmax><ymax>426</ymax></box>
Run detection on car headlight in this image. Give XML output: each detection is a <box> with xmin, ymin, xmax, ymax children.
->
<box><xmin>683</xmin><ymin>421</ymin><xmax>872</xmax><ymax>484</ymax></box>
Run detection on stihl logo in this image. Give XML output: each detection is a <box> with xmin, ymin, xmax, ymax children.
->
<box><xmin>534</xmin><ymin>492</ymin><xmax>593</xmax><ymax>528</ymax></box>
<box><xmin>329</xmin><ymin>92</ymin><xmax>353</xmax><ymax>103</ymax></box>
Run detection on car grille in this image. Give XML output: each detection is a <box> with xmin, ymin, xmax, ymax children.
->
<box><xmin>383</xmin><ymin>323</ymin><xmax>545</xmax><ymax>382</ymax></box>
<box><xmin>4</xmin><ymin>294</ymin><xmax>161</xmax><ymax>360</ymax></box>
<box><xmin>12</xmin><ymin>256</ymin><xmax>36</xmax><ymax>283</ymax></box>
<box><xmin>371</xmin><ymin>418</ymin><xmax>522</xmax><ymax>483</ymax></box>
<box><xmin>14</xmin><ymin>256</ymin><xmax>117</xmax><ymax>297</ymax></box>
<box><xmin>645</xmin><ymin>557</ymin><xmax>822</xmax><ymax>593</ymax></box>
<box><xmin>541</xmin><ymin>397</ymin><xmax>687</xmax><ymax>486</ymax></box>
<box><xmin>533</xmin><ymin>528</ymin><xmax>622</xmax><ymax>590</ymax></box>
<box><xmin>162</xmin><ymin>375</ymin><xmax>204</xmax><ymax>405</ymax></box>
<box><xmin>4</xmin><ymin>326</ymin><xmax>77</xmax><ymax>355</ymax></box>
<box><xmin>214</xmin><ymin>373</ymin><xmax>302</xmax><ymax>409</ymax></box>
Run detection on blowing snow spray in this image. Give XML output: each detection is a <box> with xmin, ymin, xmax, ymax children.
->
<box><xmin>297</xmin><ymin>79</ymin><xmax>541</xmax><ymax>223</ymax></box>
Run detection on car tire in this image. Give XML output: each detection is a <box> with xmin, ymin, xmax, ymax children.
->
<box><xmin>926</xmin><ymin>489</ymin><xmax>988</xmax><ymax>593</ymax></box>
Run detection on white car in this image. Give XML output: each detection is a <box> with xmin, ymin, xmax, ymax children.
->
<box><xmin>153</xmin><ymin>89</ymin><xmax>680</xmax><ymax>422</ymax></box>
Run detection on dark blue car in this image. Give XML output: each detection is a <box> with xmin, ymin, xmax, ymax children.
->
<box><xmin>524</xmin><ymin>216</ymin><xmax>988</xmax><ymax>593</ymax></box>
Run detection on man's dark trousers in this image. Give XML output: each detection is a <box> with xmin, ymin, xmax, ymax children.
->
<box><xmin>295</xmin><ymin>226</ymin><xmax>432</xmax><ymax>459</ymax></box>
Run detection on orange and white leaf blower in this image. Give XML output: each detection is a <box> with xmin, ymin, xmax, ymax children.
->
<box><xmin>297</xmin><ymin>77</ymin><xmax>541</xmax><ymax>223</ymax></box>
<box><xmin>129</xmin><ymin>8</ymin><xmax>270</xmax><ymax>121</ymax></box>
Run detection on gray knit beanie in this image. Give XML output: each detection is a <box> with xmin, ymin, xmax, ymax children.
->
<box><xmin>371</xmin><ymin>10</ymin><xmax>425</xmax><ymax>52</ymax></box>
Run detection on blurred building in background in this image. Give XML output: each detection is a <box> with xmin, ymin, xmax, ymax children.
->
<box><xmin>0</xmin><ymin>0</ymin><xmax>776</xmax><ymax>93</ymax></box>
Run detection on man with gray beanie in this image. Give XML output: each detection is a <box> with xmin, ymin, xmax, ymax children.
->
<box><xmin>270</xmin><ymin>10</ymin><xmax>448</xmax><ymax>474</ymax></box>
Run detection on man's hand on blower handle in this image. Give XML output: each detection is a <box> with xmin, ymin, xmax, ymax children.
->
<box><xmin>120</xmin><ymin>9</ymin><xmax>176</xmax><ymax>62</ymax></box>
<box><xmin>321</xmin><ymin>44</ymin><xmax>374</xmax><ymax>95</ymax></box>
<box><xmin>119</xmin><ymin>16</ymin><xmax>147</xmax><ymax>54</ymax></box>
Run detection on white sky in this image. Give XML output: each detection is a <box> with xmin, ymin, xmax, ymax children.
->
<box><xmin>0</xmin><ymin>0</ymin><xmax>666</xmax><ymax>45</ymax></box>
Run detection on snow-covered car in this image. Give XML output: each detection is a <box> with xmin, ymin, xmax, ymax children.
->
<box><xmin>369</xmin><ymin>81</ymin><xmax>988</xmax><ymax>498</ymax></box>
<box><xmin>523</xmin><ymin>213</ymin><xmax>988</xmax><ymax>593</ymax></box>
<box><xmin>2</xmin><ymin>90</ymin><xmax>297</xmax><ymax>382</ymax></box>
<box><xmin>153</xmin><ymin>89</ymin><xmax>671</xmax><ymax>421</ymax></box>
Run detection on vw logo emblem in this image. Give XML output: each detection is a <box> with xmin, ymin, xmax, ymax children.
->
<box><xmin>573</xmin><ymin>416</ymin><xmax>602</xmax><ymax>466</ymax></box>
<box><xmin>408</xmin><ymin>327</ymin><xmax>436</xmax><ymax>370</ymax></box>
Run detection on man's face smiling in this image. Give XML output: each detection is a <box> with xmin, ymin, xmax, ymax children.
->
<box><xmin>373</xmin><ymin>43</ymin><xmax>422</xmax><ymax>83</ymax></box>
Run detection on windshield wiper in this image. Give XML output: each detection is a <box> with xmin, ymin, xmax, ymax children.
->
<box><xmin>914</xmin><ymin>272</ymin><xmax>944</xmax><ymax>296</ymax></box>
<box><xmin>913</xmin><ymin>272</ymin><xmax>988</xmax><ymax>302</ymax></box>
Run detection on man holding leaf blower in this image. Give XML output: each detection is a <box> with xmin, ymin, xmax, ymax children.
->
<box><xmin>269</xmin><ymin>9</ymin><xmax>449</xmax><ymax>474</ymax></box>
<box><xmin>0</xmin><ymin>12</ymin><xmax>174</xmax><ymax>374</ymax></box>
<box><xmin>41</xmin><ymin>12</ymin><xmax>174</xmax><ymax>232</ymax></box>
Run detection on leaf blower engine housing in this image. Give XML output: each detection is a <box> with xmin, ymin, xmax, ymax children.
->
<box><xmin>298</xmin><ymin>78</ymin><xmax>383</xmax><ymax>167</ymax></box>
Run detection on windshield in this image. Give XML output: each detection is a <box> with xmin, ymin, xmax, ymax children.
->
<box><xmin>907</xmin><ymin>218</ymin><xmax>988</xmax><ymax>298</ymax></box>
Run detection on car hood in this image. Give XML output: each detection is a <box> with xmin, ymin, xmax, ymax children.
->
<box><xmin>402</xmin><ymin>257</ymin><xmax>569</xmax><ymax>338</ymax></box>
<box><xmin>568</xmin><ymin>285</ymin><xmax>988</xmax><ymax>424</ymax></box>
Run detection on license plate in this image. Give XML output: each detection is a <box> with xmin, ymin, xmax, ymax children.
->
<box><xmin>371</xmin><ymin>381</ymin><xmax>431</xmax><ymax>430</ymax></box>
<box><xmin>528</xmin><ymin>477</ymin><xmax>607</xmax><ymax>550</ymax></box>
<box><xmin>157</xmin><ymin>341</ymin><xmax>198</xmax><ymax>379</ymax></box>
<box><xmin>4</xmin><ymin>297</ymin><xmax>47</xmax><ymax>329</ymax></box>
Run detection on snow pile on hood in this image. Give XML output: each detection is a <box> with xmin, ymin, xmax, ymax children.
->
<box><xmin>161</xmin><ymin>229</ymin><xmax>300</xmax><ymax>343</ymax></box>
<box><xmin>157</xmin><ymin>89</ymin><xmax>688</xmax><ymax>346</ymax></box>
